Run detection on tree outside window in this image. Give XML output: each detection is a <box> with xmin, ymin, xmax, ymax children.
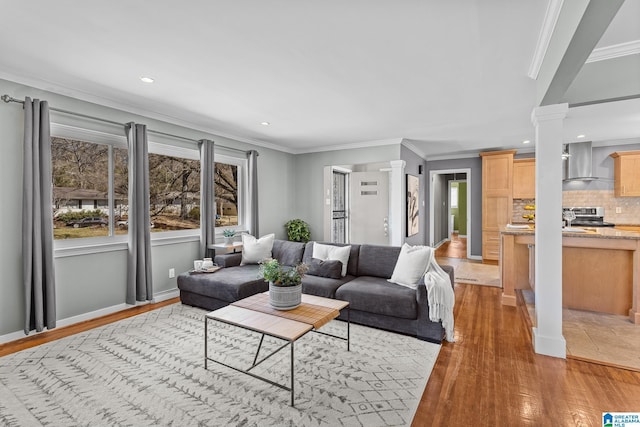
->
<box><xmin>215</xmin><ymin>162</ymin><xmax>238</xmax><ymax>227</ymax></box>
<box><xmin>51</xmin><ymin>135</ymin><xmax>243</xmax><ymax>240</ymax></box>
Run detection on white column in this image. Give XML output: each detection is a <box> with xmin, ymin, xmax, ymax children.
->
<box><xmin>531</xmin><ymin>103</ymin><xmax>568</xmax><ymax>358</ymax></box>
<box><xmin>389</xmin><ymin>160</ymin><xmax>406</xmax><ymax>246</ymax></box>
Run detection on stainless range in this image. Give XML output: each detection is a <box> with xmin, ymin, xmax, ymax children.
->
<box><xmin>562</xmin><ymin>206</ymin><xmax>615</xmax><ymax>227</ymax></box>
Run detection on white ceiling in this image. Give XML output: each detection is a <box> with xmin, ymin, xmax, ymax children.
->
<box><xmin>0</xmin><ymin>1</ymin><xmax>638</xmax><ymax>157</ymax></box>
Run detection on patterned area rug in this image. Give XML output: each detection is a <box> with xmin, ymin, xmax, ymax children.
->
<box><xmin>0</xmin><ymin>304</ymin><xmax>440</xmax><ymax>426</ymax></box>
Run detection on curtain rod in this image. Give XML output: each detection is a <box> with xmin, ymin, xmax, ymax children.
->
<box><xmin>1</xmin><ymin>94</ymin><xmax>252</xmax><ymax>155</ymax></box>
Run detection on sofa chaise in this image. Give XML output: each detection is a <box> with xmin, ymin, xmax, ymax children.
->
<box><xmin>177</xmin><ymin>239</ymin><xmax>454</xmax><ymax>343</ymax></box>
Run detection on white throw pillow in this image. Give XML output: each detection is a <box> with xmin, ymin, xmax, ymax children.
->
<box><xmin>388</xmin><ymin>243</ymin><xmax>433</xmax><ymax>289</ymax></box>
<box><xmin>312</xmin><ymin>242</ymin><xmax>351</xmax><ymax>277</ymax></box>
<box><xmin>241</xmin><ymin>233</ymin><xmax>275</xmax><ymax>265</ymax></box>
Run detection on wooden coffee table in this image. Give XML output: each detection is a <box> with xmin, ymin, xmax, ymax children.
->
<box><xmin>204</xmin><ymin>293</ymin><xmax>350</xmax><ymax>406</ymax></box>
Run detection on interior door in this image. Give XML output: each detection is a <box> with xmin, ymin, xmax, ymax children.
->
<box><xmin>350</xmin><ymin>171</ymin><xmax>389</xmax><ymax>245</ymax></box>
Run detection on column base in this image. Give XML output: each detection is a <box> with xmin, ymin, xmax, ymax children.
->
<box><xmin>630</xmin><ymin>309</ymin><xmax>640</xmax><ymax>325</ymax></box>
<box><xmin>532</xmin><ymin>327</ymin><xmax>566</xmax><ymax>359</ymax></box>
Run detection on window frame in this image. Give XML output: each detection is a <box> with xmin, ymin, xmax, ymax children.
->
<box><xmin>51</xmin><ymin>122</ymin><xmax>130</xmax><ymax>256</ymax></box>
<box><xmin>50</xmin><ymin>121</ymin><xmax>249</xmax><ymax>257</ymax></box>
<box><xmin>214</xmin><ymin>153</ymin><xmax>248</xmax><ymax>238</ymax></box>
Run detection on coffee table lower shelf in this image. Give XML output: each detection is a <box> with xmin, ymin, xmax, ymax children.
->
<box><xmin>204</xmin><ymin>296</ymin><xmax>349</xmax><ymax>407</ymax></box>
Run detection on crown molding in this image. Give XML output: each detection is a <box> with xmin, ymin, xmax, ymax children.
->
<box><xmin>400</xmin><ymin>139</ymin><xmax>427</xmax><ymax>159</ymax></box>
<box><xmin>528</xmin><ymin>0</ymin><xmax>564</xmax><ymax>80</ymax></box>
<box><xmin>586</xmin><ymin>40</ymin><xmax>640</xmax><ymax>63</ymax></box>
<box><xmin>292</xmin><ymin>137</ymin><xmax>403</xmax><ymax>154</ymax></box>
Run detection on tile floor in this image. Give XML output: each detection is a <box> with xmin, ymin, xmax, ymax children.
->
<box><xmin>523</xmin><ymin>289</ymin><xmax>640</xmax><ymax>372</ymax></box>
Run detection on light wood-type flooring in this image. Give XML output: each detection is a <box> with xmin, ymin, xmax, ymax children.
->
<box><xmin>434</xmin><ymin>232</ymin><xmax>467</xmax><ymax>258</ymax></box>
<box><xmin>3</xmin><ymin>285</ymin><xmax>640</xmax><ymax>426</ymax></box>
<box><xmin>413</xmin><ymin>283</ymin><xmax>640</xmax><ymax>426</ymax></box>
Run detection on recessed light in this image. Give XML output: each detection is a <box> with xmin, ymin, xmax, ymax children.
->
<box><xmin>576</xmin><ymin>134</ymin><xmax>585</xmax><ymax>139</ymax></box>
<box><xmin>140</xmin><ymin>76</ymin><xmax>154</xmax><ymax>83</ymax></box>
<box><xmin>522</xmin><ymin>140</ymin><xmax>531</xmax><ymax>144</ymax></box>
<box><xmin>260</xmin><ymin>122</ymin><xmax>270</xmax><ymax>126</ymax></box>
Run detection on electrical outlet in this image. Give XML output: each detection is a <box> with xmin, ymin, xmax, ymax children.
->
<box><xmin>616</xmin><ymin>207</ymin><xmax>622</xmax><ymax>214</ymax></box>
<box><xmin>169</xmin><ymin>268</ymin><xmax>175</xmax><ymax>278</ymax></box>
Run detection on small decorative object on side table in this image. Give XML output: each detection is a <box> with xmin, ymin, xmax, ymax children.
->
<box><xmin>222</xmin><ymin>229</ymin><xmax>236</xmax><ymax>245</ymax></box>
<box><xmin>259</xmin><ymin>259</ymin><xmax>309</xmax><ymax>310</ymax></box>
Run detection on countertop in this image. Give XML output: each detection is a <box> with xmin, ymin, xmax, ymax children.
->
<box><xmin>501</xmin><ymin>225</ymin><xmax>640</xmax><ymax>240</ymax></box>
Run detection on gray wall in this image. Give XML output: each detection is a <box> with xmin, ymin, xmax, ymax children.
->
<box><xmin>562</xmin><ymin>141</ymin><xmax>640</xmax><ymax>191</ymax></box>
<box><xmin>401</xmin><ymin>145</ymin><xmax>427</xmax><ymax>245</ymax></box>
<box><xmin>0</xmin><ymin>78</ymin><xmax>295</xmax><ymax>337</ymax></box>
<box><xmin>426</xmin><ymin>157</ymin><xmax>483</xmax><ymax>257</ymax></box>
<box><xmin>432</xmin><ymin>174</ymin><xmax>446</xmax><ymax>245</ymax></box>
<box><xmin>292</xmin><ymin>145</ymin><xmax>400</xmax><ymax>243</ymax></box>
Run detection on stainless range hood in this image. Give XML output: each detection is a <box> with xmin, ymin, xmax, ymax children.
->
<box><xmin>564</xmin><ymin>141</ymin><xmax>598</xmax><ymax>181</ymax></box>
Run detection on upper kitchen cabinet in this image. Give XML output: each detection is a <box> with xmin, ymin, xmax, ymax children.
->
<box><xmin>512</xmin><ymin>158</ymin><xmax>535</xmax><ymax>199</ymax></box>
<box><xmin>610</xmin><ymin>151</ymin><xmax>640</xmax><ymax>197</ymax></box>
<box><xmin>480</xmin><ymin>150</ymin><xmax>516</xmax><ymax>262</ymax></box>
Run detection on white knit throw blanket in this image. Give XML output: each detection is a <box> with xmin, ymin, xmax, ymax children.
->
<box><xmin>424</xmin><ymin>250</ymin><xmax>456</xmax><ymax>342</ymax></box>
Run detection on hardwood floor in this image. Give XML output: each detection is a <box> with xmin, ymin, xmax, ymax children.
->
<box><xmin>3</xmin><ymin>289</ymin><xmax>640</xmax><ymax>426</ymax></box>
<box><xmin>434</xmin><ymin>233</ymin><xmax>467</xmax><ymax>258</ymax></box>
<box><xmin>412</xmin><ymin>284</ymin><xmax>640</xmax><ymax>426</ymax></box>
<box><xmin>0</xmin><ymin>297</ymin><xmax>180</xmax><ymax>357</ymax></box>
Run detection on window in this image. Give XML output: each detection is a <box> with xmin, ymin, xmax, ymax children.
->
<box><xmin>214</xmin><ymin>154</ymin><xmax>246</xmax><ymax>232</ymax></box>
<box><xmin>147</xmin><ymin>148</ymin><xmax>200</xmax><ymax>233</ymax></box>
<box><xmin>332</xmin><ymin>170</ymin><xmax>347</xmax><ymax>243</ymax></box>
<box><xmin>51</xmin><ymin>136</ymin><xmax>127</xmax><ymax>240</ymax></box>
<box><xmin>215</xmin><ymin>162</ymin><xmax>238</xmax><ymax>227</ymax></box>
<box><xmin>51</xmin><ymin>122</ymin><xmax>248</xmax><ymax>248</ymax></box>
<box><xmin>450</xmin><ymin>185</ymin><xmax>458</xmax><ymax>208</ymax></box>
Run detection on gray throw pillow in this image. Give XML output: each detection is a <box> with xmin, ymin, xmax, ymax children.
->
<box><xmin>307</xmin><ymin>258</ymin><xmax>343</xmax><ymax>279</ymax></box>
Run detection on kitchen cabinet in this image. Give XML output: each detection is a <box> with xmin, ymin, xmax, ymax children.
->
<box><xmin>610</xmin><ymin>151</ymin><xmax>640</xmax><ymax>197</ymax></box>
<box><xmin>500</xmin><ymin>227</ymin><xmax>640</xmax><ymax>324</ymax></box>
<box><xmin>480</xmin><ymin>150</ymin><xmax>516</xmax><ymax>262</ymax></box>
<box><xmin>512</xmin><ymin>158</ymin><xmax>535</xmax><ymax>199</ymax></box>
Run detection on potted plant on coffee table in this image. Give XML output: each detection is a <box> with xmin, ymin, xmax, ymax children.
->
<box><xmin>259</xmin><ymin>259</ymin><xmax>308</xmax><ymax>310</ymax></box>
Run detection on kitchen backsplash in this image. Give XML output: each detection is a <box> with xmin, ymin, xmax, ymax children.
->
<box><xmin>513</xmin><ymin>190</ymin><xmax>640</xmax><ymax>225</ymax></box>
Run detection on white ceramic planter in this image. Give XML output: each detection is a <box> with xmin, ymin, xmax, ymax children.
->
<box><xmin>269</xmin><ymin>282</ymin><xmax>302</xmax><ymax>310</ymax></box>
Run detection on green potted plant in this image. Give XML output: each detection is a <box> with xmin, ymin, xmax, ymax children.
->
<box><xmin>222</xmin><ymin>229</ymin><xmax>236</xmax><ymax>245</ymax></box>
<box><xmin>285</xmin><ymin>219</ymin><xmax>311</xmax><ymax>242</ymax></box>
<box><xmin>260</xmin><ymin>259</ymin><xmax>309</xmax><ymax>310</ymax></box>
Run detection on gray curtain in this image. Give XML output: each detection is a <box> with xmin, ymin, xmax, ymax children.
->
<box><xmin>22</xmin><ymin>97</ymin><xmax>56</xmax><ymax>334</ymax></box>
<box><xmin>125</xmin><ymin>122</ymin><xmax>153</xmax><ymax>304</ymax></box>
<box><xmin>199</xmin><ymin>139</ymin><xmax>215</xmax><ymax>257</ymax></box>
<box><xmin>247</xmin><ymin>150</ymin><xmax>259</xmax><ymax>236</ymax></box>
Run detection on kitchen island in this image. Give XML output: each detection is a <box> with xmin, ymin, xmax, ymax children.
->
<box><xmin>500</xmin><ymin>226</ymin><xmax>640</xmax><ymax>324</ymax></box>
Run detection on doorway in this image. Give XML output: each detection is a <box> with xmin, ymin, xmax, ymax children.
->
<box><xmin>429</xmin><ymin>169</ymin><xmax>471</xmax><ymax>259</ymax></box>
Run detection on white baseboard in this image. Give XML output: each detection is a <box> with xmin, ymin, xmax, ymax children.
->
<box><xmin>153</xmin><ymin>288</ymin><xmax>180</xmax><ymax>303</ymax></box>
<box><xmin>0</xmin><ymin>329</ymin><xmax>34</xmax><ymax>345</ymax></box>
<box><xmin>0</xmin><ymin>288</ymin><xmax>180</xmax><ymax>345</ymax></box>
<box><xmin>468</xmin><ymin>255</ymin><xmax>483</xmax><ymax>261</ymax></box>
<box><xmin>434</xmin><ymin>239</ymin><xmax>449</xmax><ymax>248</ymax></box>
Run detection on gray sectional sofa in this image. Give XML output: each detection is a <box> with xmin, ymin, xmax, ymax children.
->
<box><xmin>177</xmin><ymin>239</ymin><xmax>454</xmax><ymax>343</ymax></box>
